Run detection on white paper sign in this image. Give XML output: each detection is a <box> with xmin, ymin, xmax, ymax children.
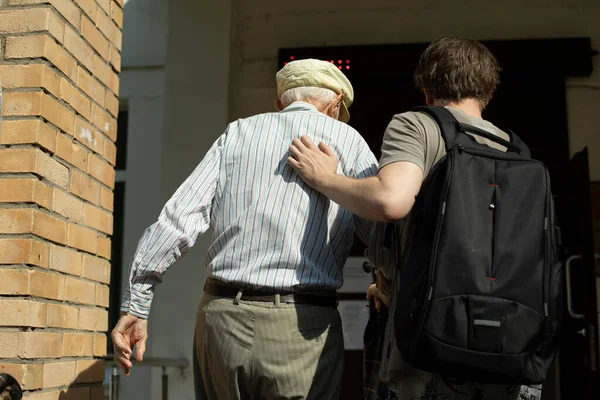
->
<box><xmin>338</xmin><ymin>299</ymin><xmax>370</xmax><ymax>350</ymax></box>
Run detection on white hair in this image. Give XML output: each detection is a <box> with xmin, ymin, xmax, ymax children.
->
<box><xmin>280</xmin><ymin>86</ymin><xmax>337</xmax><ymax>108</ymax></box>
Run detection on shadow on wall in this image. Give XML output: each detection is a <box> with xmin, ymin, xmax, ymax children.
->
<box><xmin>1</xmin><ymin>361</ymin><xmax>107</xmax><ymax>400</ymax></box>
<box><xmin>57</xmin><ymin>360</ymin><xmax>106</xmax><ymax>399</ymax></box>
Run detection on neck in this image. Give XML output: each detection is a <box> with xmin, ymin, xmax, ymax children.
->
<box><xmin>434</xmin><ymin>98</ymin><xmax>483</xmax><ymax>119</ymax></box>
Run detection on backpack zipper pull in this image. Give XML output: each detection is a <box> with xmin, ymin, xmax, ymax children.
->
<box><xmin>489</xmin><ymin>191</ymin><xmax>496</xmax><ymax>210</ymax></box>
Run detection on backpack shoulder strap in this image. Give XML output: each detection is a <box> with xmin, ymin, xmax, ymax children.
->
<box><xmin>412</xmin><ymin>106</ymin><xmax>460</xmax><ymax>151</ymax></box>
<box><xmin>414</xmin><ymin>106</ymin><xmax>531</xmax><ymax>158</ymax></box>
<box><xmin>506</xmin><ymin>129</ymin><xmax>531</xmax><ymax>158</ymax></box>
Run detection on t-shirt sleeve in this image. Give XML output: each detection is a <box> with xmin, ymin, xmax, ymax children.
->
<box><xmin>379</xmin><ymin>112</ymin><xmax>427</xmax><ymax>172</ymax></box>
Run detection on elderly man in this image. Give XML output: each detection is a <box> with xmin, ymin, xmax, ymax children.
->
<box><xmin>111</xmin><ymin>59</ymin><xmax>378</xmax><ymax>400</ymax></box>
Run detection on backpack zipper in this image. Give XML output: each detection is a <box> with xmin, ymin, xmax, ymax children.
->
<box><xmin>414</xmin><ymin>146</ymin><xmax>457</xmax><ymax>338</ymax></box>
<box><xmin>489</xmin><ymin>185</ymin><xmax>497</xmax><ymax>284</ymax></box>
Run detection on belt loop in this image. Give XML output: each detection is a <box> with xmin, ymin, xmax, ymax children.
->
<box><xmin>274</xmin><ymin>294</ymin><xmax>281</xmax><ymax>308</ymax></box>
<box><xmin>233</xmin><ymin>289</ymin><xmax>243</xmax><ymax>305</ymax></box>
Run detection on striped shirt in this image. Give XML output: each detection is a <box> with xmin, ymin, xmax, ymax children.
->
<box><xmin>121</xmin><ymin>102</ymin><xmax>378</xmax><ymax>318</ymax></box>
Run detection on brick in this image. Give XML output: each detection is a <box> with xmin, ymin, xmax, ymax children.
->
<box><xmin>9</xmin><ymin>0</ymin><xmax>82</xmax><ymax>30</ymax></box>
<box><xmin>56</xmin><ymin>133</ymin><xmax>89</xmax><ymax>171</ymax></box>
<box><xmin>0</xmin><ymin>299</ymin><xmax>47</xmax><ymax>328</ymax></box>
<box><xmin>109</xmin><ymin>45</ymin><xmax>121</xmax><ymax>72</ymax></box>
<box><xmin>82</xmin><ymin>16</ymin><xmax>110</xmax><ymax>59</ymax></box>
<box><xmin>100</xmin><ymin>187</ymin><xmax>114</xmax><ymax>212</ymax></box>
<box><xmin>88</xmin><ymin>154</ymin><xmax>115</xmax><ymax>189</ymax></box>
<box><xmin>0</xmin><ymin>333</ymin><xmax>19</xmax><ymax>358</ymax></box>
<box><xmin>70</xmin><ymin>170</ymin><xmax>100</xmax><ymax>204</ymax></box>
<box><xmin>74</xmin><ymin>117</ymin><xmax>104</xmax><ymax>154</ymax></box>
<box><xmin>50</xmin><ymin>245</ymin><xmax>82</xmax><ymax>276</ymax></box>
<box><xmin>93</xmin><ymin>56</ymin><xmax>120</xmax><ymax>95</ymax></box>
<box><xmin>105</xmin><ymin>90</ymin><xmax>119</xmax><ymax>117</ymax></box>
<box><xmin>96</xmin><ymin>8</ymin><xmax>121</xmax><ymax>49</ymax></box>
<box><xmin>32</xmin><ymin>210</ymin><xmax>68</xmax><ymax>244</ymax></box>
<box><xmin>52</xmin><ymin>188</ymin><xmax>84</xmax><ymax>223</ymax></box>
<box><xmin>76</xmin><ymin>66</ymin><xmax>106</xmax><ymax>107</ymax></box>
<box><xmin>5</xmin><ymin>35</ymin><xmax>77</xmax><ymax>82</ymax></box>
<box><xmin>64</xmin><ymin>25</ymin><xmax>96</xmax><ymax>73</ymax></box>
<box><xmin>76</xmin><ymin>359</ymin><xmax>104</xmax><ymax>383</ymax></box>
<box><xmin>103</xmin><ymin>140</ymin><xmax>117</xmax><ymax>166</ymax></box>
<box><xmin>0</xmin><ymin>268</ymin><xmax>31</xmax><ymax>295</ymax></box>
<box><xmin>62</xmin><ymin>333</ymin><xmax>93</xmax><ymax>357</ymax></box>
<box><xmin>0</xmin><ymin>178</ymin><xmax>53</xmax><ymax>209</ymax></box>
<box><xmin>79</xmin><ymin>307</ymin><xmax>108</xmax><ymax>331</ymax></box>
<box><xmin>0</xmin><ymin>363</ymin><xmax>43</xmax><ymax>390</ymax></box>
<box><xmin>65</xmin><ymin>276</ymin><xmax>96</xmax><ymax>305</ymax></box>
<box><xmin>91</xmin><ymin>103</ymin><xmax>117</xmax><ymax>141</ymax></box>
<box><xmin>30</xmin><ymin>270</ymin><xmax>65</xmax><ymax>300</ymax></box>
<box><xmin>97</xmin><ymin>235</ymin><xmax>111</xmax><ymax>259</ymax></box>
<box><xmin>0</xmin><ymin>64</ymin><xmax>60</xmax><ymax>97</ymax></box>
<box><xmin>0</xmin><ymin>208</ymin><xmax>34</xmax><ymax>234</ymax></box>
<box><xmin>3</xmin><ymin>92</ymin><xmax>42</xmax><ymax>116</ymax></box>
<box><xmin>60</xmin><ymin>78</ymin><xmax>92</xmax><ymax>121</ymax></box>
<box><xmin>3</xmin><ymin>91</ymin><xmax>75</xmax><ymax>135</ymax></box>
<box><xmin>84</xmin><ymin>203</ymin><xmax>112</xmax><ymax>234</ymax></box>
<box><xmin>110</xmin><ymin>1</ymin><xmax>123</xmax><ymax>28</ymax></box>
<box><xmin>68</xmin><ymin>224</ymin><xmax>98</xmax><ymax>254</ymax></box>
<box><xmin>75</xmin><ymin>0</ymin><xmax>98</xmax><ymax>21</ymax></box>
<box><xmin>93</xmin><ymin>333</ymin><xmax>107</xmax><ymax>356</ymax></box>
<box><xmin>1</xmin><ymin>120</ymin><xmax>58</xmax><ymax>153</ymax></box>
<box><xmin>95</xmin><ymin>284</ymin><xmax>109</xmax><ymax>307</ymax></box>
<box><xmin>0</xmin><ymin>239</ymin><xmax>49</xmax><ymax>268</ymax></box>
<box><xmin>42</xmin><ymin>361</ymin><xmax>76</xmax><ymax>388</ymax></box>
<box><xmin>47</xmin><ymin>303</ymin><xmax>79</xmax><ymax>329</ymax></box>
<box><xmin>96</xmin><ymin>0</ymin><xmax>110</xmax><ymax>13</ymax></box>
<box><xmin>18</xmin><ymin>332</ymin><xmax>62</xmax><ymax>359</ymax></box>
<box><xmin>82</xmin><ymin>254</ymin><xmax>110</xmax><ymax>283</ymax></box>
<box><xmin>36</xmin><ymin>150</ymin><xmax>70</xmax><ymax>189</ymax></box>
<box><xmin>0</xmin><ymin>8</ymin><xmax>64</xmax><ymax>43</ymax></box>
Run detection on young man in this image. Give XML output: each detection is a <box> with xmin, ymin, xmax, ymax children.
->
<box><xmin>111</xmin><ymin>59</ymin><xmax>378</xmax><ymax>399</ymax></box>
<box><xmin>287</xmin><ymin>36</ymin><xmax>543</xmax><ymax>399</ymax></box>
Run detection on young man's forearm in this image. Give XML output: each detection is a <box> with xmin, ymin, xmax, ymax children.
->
<box><xmin>316</xmin><ymin>174</ymin><xmax>402</xmax><ymax>222</ymax></box>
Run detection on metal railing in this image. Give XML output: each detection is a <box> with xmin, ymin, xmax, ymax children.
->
<box><xmin>105</xmin><ymin>355</ymin><xmax>189</xmax><ymax>400</ymax></box>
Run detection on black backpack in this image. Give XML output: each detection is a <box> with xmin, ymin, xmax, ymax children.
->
<box><xmin>394</xmin><ymin>106</ymin><xmax>563</xmax><ymax>385</ymax></box>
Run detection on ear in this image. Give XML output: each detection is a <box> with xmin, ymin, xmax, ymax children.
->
<box><xmin>423</xmin><ymin>89</ymin><xmax>434</xmax><ymax>106</ymax></box>
<box><xmin>334</xmin><ymin>93</ymin><xmax>344</xmax><ymax>108</ymax></box>
<box><xmin>326</xmin><ymin>93</ymin><xmax>344</xmax><ymax>119</ymax></box>
<box><xmin>275</xmin><ymin>99</ymin><xmax>284</xmax><ymax>111</ymax></box>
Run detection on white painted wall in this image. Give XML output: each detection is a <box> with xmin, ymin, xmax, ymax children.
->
<box><xmin>121</xmin><ymin>0</ymin><xmax>168</xmax><ymax>68</ymax></box>
<box><xmin>116</xmin><ymin>67</ymin><xmax>166</xmax><ymax>400</ymax></box>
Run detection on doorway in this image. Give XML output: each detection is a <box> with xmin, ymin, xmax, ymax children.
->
<box><xmin>279</xmin><ymin>37</ymin><xmax>598</xmax><ymax>399</ymax></box>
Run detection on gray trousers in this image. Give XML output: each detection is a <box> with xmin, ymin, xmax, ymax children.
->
<box><xmin>193</xmin><ymin>293</ymin><xmax>344</xmax><ymax>400</ymax></box>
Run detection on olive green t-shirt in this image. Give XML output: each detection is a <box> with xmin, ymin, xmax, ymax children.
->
<box><xmin>379</xmin><ymin>107</ymin><xmax>509</xmax><ymax>175</ymax></box>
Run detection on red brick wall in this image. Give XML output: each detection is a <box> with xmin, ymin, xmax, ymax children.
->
<box><xmin>0</xmin><ymin>0</ymin><xmax>122</xmax><ymax>397</ymax></box>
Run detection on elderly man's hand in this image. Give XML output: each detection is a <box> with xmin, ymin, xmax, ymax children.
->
<box><xmin>111</xmin><ymin>313</ymin><xmax>148</xmax><ymax>376</ymax></box>
<box><xmin>287</xmin><ymin>136</ymin><xmax>338</xmax><ymax>190</ymax></box>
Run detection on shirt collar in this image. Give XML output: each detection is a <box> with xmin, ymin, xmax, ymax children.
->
<box><xmin>281</xmin><ymin>101</ymin><xmax>321</xmax><ymax>114</ymax></box>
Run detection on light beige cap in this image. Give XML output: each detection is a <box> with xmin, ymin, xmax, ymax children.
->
<box><xmin>276</xmin><ymin>58</ymin><xmax>354</xmax><ymax>123</ymax></box>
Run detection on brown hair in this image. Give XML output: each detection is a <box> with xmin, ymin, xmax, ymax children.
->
<box><xmin>414</xmin><ymin>36</ymin><xmax>501</xmax><ymax>107</ymax></box>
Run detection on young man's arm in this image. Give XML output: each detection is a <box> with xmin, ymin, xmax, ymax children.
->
<box><xmin>288</xmin><ymin>136</ymin><xmax>423</xmax><ymax>222</ymax></box>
